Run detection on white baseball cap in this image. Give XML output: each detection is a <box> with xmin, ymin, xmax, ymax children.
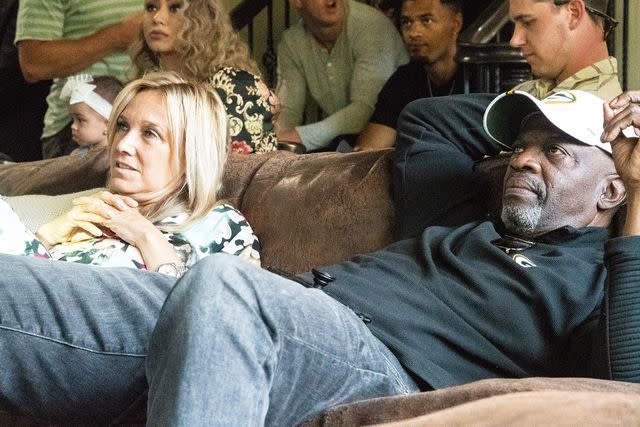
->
<box><xmin>483</xmin><ymin>90</ymin><xmax>612</xmax><ymax>154</ymax></box>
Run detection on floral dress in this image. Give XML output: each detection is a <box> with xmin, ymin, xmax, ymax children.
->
<box><xmin>0</xmin><ymin>199</ymin><xmax>261</xmax><ymax>269</ymax></box>
<box><xmin>209</xmin><ymin>67</ymin><xmax>279</xmax><ymax>154</ymax></box>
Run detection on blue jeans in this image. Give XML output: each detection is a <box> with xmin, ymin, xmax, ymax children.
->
<box><xmin>0</xmin><ymin>254</ymin><xmax>174</xmax><ymax>423</ymax></box>
<box><xmin>147</xmin><ymin>254</ymin><xmax>419</xmax><ymax>426</ymax></box>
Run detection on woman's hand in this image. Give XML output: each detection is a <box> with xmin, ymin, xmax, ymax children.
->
<box><xmin>36</xmin><ymin>209</ymin><xmax>103</xmax><ymax>249</ymax></box>
<box><xmin>71</xmin><ymin>191</ymin><xmax>153</xmax><ymax>247</ymax></box>
<box><xmin>35</xmin><ymin>191</ymin><xmax>136</xmax><ymax>249</ymax></box>
<box><xmin>72</xmin><ymin>191</ymin><xmax>183</xmax><ymax>271</ymax></box>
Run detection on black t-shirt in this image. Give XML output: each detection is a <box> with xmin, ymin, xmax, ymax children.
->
<box><xmin>369</xmin><ymin>61</ymin><xmax>465</xmax><ymax>129</ymax></box>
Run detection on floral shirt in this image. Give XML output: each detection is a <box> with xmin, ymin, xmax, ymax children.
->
<box><xmin>209</xmin><ymin>67</ymin><xmax>279</xmax><ymax>154</ymax></box>
<box><xmin>0</xmin><ymin>199</ymin><xmax>261</xmax><ymax>269</ymax></box>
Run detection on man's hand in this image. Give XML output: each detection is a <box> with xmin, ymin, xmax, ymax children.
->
<box><xmin>602</xmin><ymin>91</ymin><xmax>640</xmax><ymax>236</ymax></box>
<box><xmin>113</xmin><ymin>12</ymin><xmax>144</xmax><ymax>49</ymax></box>
<box><xmin>602</xmin><ymin>91</ymin><xmax>640</xmax><ymax>143</ymax></box>
<box><xmin>603</xmin><ymin>92</ymin><xmax>640</xmax><ymax>191</ymax></box>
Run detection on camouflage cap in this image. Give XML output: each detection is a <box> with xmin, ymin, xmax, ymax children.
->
<box><xmin>554</xmin><ymin>0</ymin><xmax>617</xmax><ymax>36</ymax></box>
<box><xmin>584</xmin><ymin>0</ymin><xmax>609</xmax><ymax>14</ymax></box>
<box><xmin>555</xmin><ymin>0</ymin><xmax>608</xmax><ymax>11</ymax></box>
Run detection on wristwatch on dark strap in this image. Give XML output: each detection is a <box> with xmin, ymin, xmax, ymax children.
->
<box><xmin>156</xmin><ymin>262</ymin><xmax>188</xmax><ymax>278</ymax></box>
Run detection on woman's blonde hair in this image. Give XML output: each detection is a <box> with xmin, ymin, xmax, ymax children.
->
<box><xmin>131</xmin><ymin>0</ymin><xmax>261</xmax><ymax>80</ymax></box>
<box><xmin>106</xmin><ymin>71</ymin><xmax>229</xmax><ymax>231</ymax></box>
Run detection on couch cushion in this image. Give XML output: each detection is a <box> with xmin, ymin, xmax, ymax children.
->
<box><xmin>239</xmin><ymin>149</ymin><xmax>395</xmax><ymax>273</ymax></box>
<box><xmin>219</xmin><ymin>151</ymin><xmax>279</xmax><ymax>206</ymax></box>
<box><xmin>0</xmin><ymin>148</ymin><xmax>395</xmax><ymax>274</ymax></box>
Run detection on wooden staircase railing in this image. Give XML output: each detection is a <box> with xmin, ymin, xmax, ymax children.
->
<box><xmin>230</xmin><ymin>0</ymin><xmax>281</xmax><ymax>87</ymax></box>
<box><xmin>456</xmin><ymin>0</ymin><xmax>531</xmax><ymax>93</ymax></box>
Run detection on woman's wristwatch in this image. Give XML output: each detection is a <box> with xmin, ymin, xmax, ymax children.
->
<box><xmin>156</xmin><ymin>262</ymin><xmax>188</xmax><ymax>278</ymax></box>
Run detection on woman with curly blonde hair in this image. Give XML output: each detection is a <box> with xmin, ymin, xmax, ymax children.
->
<box><xmin>131</xmin><ymin>0</ymin><xmax>278</xmax><ymax>154</ymax></box>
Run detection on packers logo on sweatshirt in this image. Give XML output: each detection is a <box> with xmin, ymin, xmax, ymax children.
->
<box><xmin>512</xmin><ymin>254</ymin><xmax>536</xmax><ymax>268</ymax></box>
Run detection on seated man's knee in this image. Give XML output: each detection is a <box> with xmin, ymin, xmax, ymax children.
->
<box><xmin>169</xmin><ymin>254</ymin><xmax>264</xmax><ymax>310</ymax></box>
<box><xmin>187</xmin><ymin>253</ymin><xmax>253</xmax><ymax>279</ymax></box>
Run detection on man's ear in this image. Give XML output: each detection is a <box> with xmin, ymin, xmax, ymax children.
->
<box><xmin>566</xmin><ymin>0</ymin><xmax>587</xmax><ymax>30</ymax></box>
<box><xmin>289</xmin><ymin>0</ymin><xmax>302</xmax><ymax>11</ymax></box>
<box><xmin>598</xmin><ymin>174</ymin><xmax>627</xmax><ymax>211</ymax></box>
<box><xmin>452</xmin><ymin>11</ymin><xmax>463</xmax><ymax>38</ymax></box>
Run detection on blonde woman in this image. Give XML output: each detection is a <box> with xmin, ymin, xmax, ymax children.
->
<box><xmin>131</xmin><ymin>0</ymin><xmax>279</xmax><ymax>154</ymax></box>
<box><xmin>0</xmin><ymin>71</ymin><xmax>260</xmax><ymax>276</ymax></box>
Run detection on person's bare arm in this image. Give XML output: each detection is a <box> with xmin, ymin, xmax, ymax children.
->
<box><xmin>276</xmin><ymin>128</ymin><xmax>303</xmax><ymax>145</ymax></box>
<box><xmin>18</xmin><ymin>12</ymin><xmax>143</xmax><ymax>83</ymax></box>
<box><xmin>354</xmin><ymin>123</ymin><xmax>397</xmax><ymax>151</ymax></box>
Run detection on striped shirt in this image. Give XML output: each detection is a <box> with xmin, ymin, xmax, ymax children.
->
<box><xmin>15</xmin><ymin>0</ymin><xmax>142</xmax><ymax>139</ymax></box>
<box><xmin>513</xmin><ymin>57</ymin><xmax>621</xmax><ymax>102</ymax></box>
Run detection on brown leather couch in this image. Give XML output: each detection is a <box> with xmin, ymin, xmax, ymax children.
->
<box><xmin>1</xmin><ymin>149</ymin><xmax>639</xmax><ymax>425</ymax></box>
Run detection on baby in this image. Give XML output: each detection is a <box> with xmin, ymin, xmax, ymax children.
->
<box><xmin>61</xmin><ymin>75</ymin><xmax>123</xmax><ymax>155</ymax></box>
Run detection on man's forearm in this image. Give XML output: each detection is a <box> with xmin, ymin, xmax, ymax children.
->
<box><xmin>18</xmin><ymin>15</ymin><xmax>140</xmax><ymax>82</ymax></box>
<box><xmin>297</xmin><ymin>101</ymin><xmax>372</xmax><ymax>150</ymax></box>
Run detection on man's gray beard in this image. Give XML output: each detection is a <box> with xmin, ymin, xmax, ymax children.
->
<box><xmin>501</xmin><ymin>203</ymin><xmax>543</xmax><ymax>237</ymax></box>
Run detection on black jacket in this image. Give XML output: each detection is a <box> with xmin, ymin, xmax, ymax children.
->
<box><xmin>313</xmin><ymin>221</ymin><xmax>609</xmax><ymax>389</ymax></box>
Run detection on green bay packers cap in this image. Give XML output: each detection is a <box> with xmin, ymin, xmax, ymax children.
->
<box><xmin>483</xmin><ymin>90</ymin><xmax>613</xmax><ymax>154</ymax></box>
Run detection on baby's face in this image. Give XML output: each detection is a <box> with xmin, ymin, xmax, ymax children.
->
<box><xmin>69</xmin><ymin>102</ymin><xmax>108</xmax><ymax>146</ymax></box>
